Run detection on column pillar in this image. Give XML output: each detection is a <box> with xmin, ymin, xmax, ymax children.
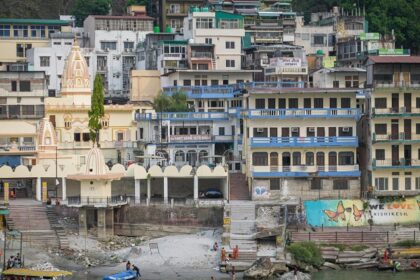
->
<box><xmin>147</xmin><ymin>178</ymin><xmax>151</xmax><ymax>200</ymax></box>
<box><xmin>97</xmin><ymin>208</ymin><xmax>107</xmax><ymax>239</ymax></box>
<box><xmin>78</xmin><ymin>207</ymin><xmax>88</xmax><ymax>236</ymax></box>
<box><xmin>163</xmin><ymin>176</ymin><xmax>168</xmax><ymax>204</ymax></box>
<box><xmin>194</xmin><ymin>175</ymin><xmax>199</xmax><ymax>201</ymax></box>
<box><xmin>135</xmin><ymin>179</ymin><xmax>141</xmax><ymax>204</ymax></box>
<box><xmin>36</xmin><ymin>177</ymin><xmax>41</xmax><ymax>201</ymax></box>
<box><xmin>62</xmin><ymin>177</ymin><xmax>67</xmax><ymax>201</ymax></box>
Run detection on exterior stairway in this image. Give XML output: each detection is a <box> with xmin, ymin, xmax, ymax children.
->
<box><xmin>6</xmin><ymin>200</ymin><xmax>60</xmax><ymax>250</ymax></box>
<box><xmin>46</xmin><ymin>207</ymin><xmax>70</xmax><ymax>249</ymax></box>
<box><xmin>228</xmin><ymin>201</ymin><xmax>257</xmax><ymax>270</ymax></box>
<box><xmin>229</xmin><ymin>173</ymin><xmax>250</xmax><ymax>200</ymax></box>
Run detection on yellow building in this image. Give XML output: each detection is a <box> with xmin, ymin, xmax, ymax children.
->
<box><xmin>44</xmin><ymin>42</ymin><xmax>138</xmax><ymax>166</ymax></box>
<box><xmin>243</xmin><ymin>84</ymin><xmax>361</xmax><ymax>201</ymax></box>
<box><xmin>367</xmin><ymin>56</ymin><xmax>420</xmax><ymax>196</ymax></box>
<box><xmin>0</xmin><ymin>18</ymin><xmax>71</xmax><ymax>70</ymax></box>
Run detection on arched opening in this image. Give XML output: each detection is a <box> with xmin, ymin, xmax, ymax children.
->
<box><xmin>306</xmin><ymin>152</ymin><xmax>314</xmax><ymax>166</ymax></box>
<box><xmin>174</xmin><ymin>150</ymin><xmax>185</xmax><ymax>162</ymax></box>
<box><xmin>186</xmin><ymin>150</ymin><xmax>197</xmax><ymax>166</ymax></box>
<box><xmin>270</xmin><ymin>152</ymin><xmax>278</xmax><ymax>166</ymax></box>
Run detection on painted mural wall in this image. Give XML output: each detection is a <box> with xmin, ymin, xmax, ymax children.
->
<box><xmin>304</xmin><ymin>197</ymin><xmax>420</xmax><ymax>227</ymax></box>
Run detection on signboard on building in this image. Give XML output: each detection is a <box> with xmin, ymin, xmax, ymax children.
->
<box><xmin>359</xmin><ymin>32</ymin><xmax>380</xmax><ymax>41</ymax></box>
<box><xmin>322</xmin><ymin>56</ymin><xmax>336</xmax><ymax>68</ymax></box>
<box><xmin>304</xmin><ymin>197</ymin><xmax>420</xmax><ymax>227</ymax></box>
<box><xmin>378</xmin><ymin>48</ymin><xmax>405</xmax><ymax>55</ymax></box>
<box><xmin>269</xmin><ymin>57</ymin><xmax>302</xmax><ymax>68</ymax></box>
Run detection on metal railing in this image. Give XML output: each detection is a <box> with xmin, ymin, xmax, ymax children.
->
<box><xmin>252</xmin><ymin>165</ymin><xmax>359</xmax><ymax>174</ymax></box>
<box><xmin>135</xmin><ymin>111</ymin><xmax>229</xmax><ymax>121</ymax></box>
<box><xmin>67</xmin><ymin>195</ymin><xmax>128</xmax><ymax>206</ymax></box>
<box><xmin>373</xmin><ymin>158</ymin><xmax>420</xmax><ymax>168</ymax></box>
<box><xmin>374</xmin><ymin>81</ymin><xmax>420</xmax><ymax>88</ymax></box>
<box><xmin>191</xmin><ymin>52</ymin><xmax>213</xmax><ymax>59</ymax></box>
<box><xmin>373</xmin><ymin>133</ymin><xmax>420</xmax><ymax>142</ymax></box>
<box><xmin>247</xmin><ymin>108</ymin><xmax>360</xmax><ymax>118</ymax></box>
<box><xmin>251</xmin><ymin>136</ymin><xmax>358</xmax><ymax>147</ymax></box>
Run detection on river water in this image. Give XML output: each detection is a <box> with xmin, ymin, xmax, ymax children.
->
<box><xmin>313</xmin><ymin>270</ymin><xmax>420</xmax><ymax>280</ymax></box>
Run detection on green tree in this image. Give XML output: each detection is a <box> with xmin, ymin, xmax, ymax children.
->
<box><xmin>73</xmin><ymin>0</ymin><xmax>111</xmax><ymax>26</ymax></box>
<box><xmin>88</xmin><ymin>74</ymin><xmax>105</xmax><ymax>145</ymax></box>
<box><xmin>152</xmin><ymin>92</ymin><xmax>191</xmax><ymax>112</ymax></box>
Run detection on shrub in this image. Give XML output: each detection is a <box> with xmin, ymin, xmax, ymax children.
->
<box><xmin>288</xmin><ymin>241</ymin><xmax>323</xmax><ymax>267</ymax></box>
<box><xmin>394</xmin><ymin>240</ymin><xmax>420</xmax><ymax>247</ymax></box>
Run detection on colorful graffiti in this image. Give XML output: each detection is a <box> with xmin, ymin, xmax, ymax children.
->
<box><xmin>304</xmin><ymin>196</ymin><xmax>420</xmax><ymax>227</ymax></box>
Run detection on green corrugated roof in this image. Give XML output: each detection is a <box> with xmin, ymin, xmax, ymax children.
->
<box><xmin>159</xmin><ymin>40</ymin><xmax>189</xmax><ymax>45</ymax></box>
<box><xmin>0</xmin><ymin>18</ymin><xmax>70</xmax><ymax>25</ymax></box>
<box><xmin>215</xmin><ymin>11</ymin><xmax>244</xmax><ymax>20</ymax></box>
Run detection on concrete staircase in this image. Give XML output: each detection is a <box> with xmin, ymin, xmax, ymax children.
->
<box><xmin>229</xmin><ymin>173</ymin><xmax>250</xmax><ymax>200</ymax></box>
<box><xmin>46</xmin><ymin>207</ymin><xmax>69</xmax><ymax>249</ymax></box>
<box><xmin>6</xmin><ymin>200</ymin><xmax>60</xmax><ymax>250</ymax></box>
<box><xmin>228</xmin><ymin>201</ymin><xmax>257</xmax><ymax>270</ymax></box>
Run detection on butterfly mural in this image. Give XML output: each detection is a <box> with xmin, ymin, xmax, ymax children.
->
<box><xmin>353</xmin><ymin>204</ymin><xmax>364</xmax><ymax>221</ymax></box>
<box><xmin>323</xmin><ymin>200</ymin><xmax>346</xmax><ymax>222</ymax></box>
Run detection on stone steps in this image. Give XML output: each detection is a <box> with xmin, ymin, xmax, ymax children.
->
<box><xmin>229</xmin><ymin>173</ymin><xmax>250</xmax><ymax>200</ymax></box>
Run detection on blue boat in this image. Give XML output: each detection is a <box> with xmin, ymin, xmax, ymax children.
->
<box><xmin>103</xmin><ymin>270</ymin><xmax>138</xmax><ymax>280</ymax></box>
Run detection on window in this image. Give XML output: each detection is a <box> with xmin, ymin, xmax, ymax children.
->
<box><xmin>312</xmin><ymin>34</ymin><xmax>325</xmax><ymax>46</ymax></box>
<box><xmin>375</xmin><ymin>98</ymin><xmax>387</xmax><ymax>108</ymax></box>
<box><xmin>338</xmin><ymin>127</ymin><xmax>352</xmax><ymax>136</ymax></box>
<box><xmin>416</xmin><ymin>124</ymin><xmax>420</xmax><ymax>134</ymax></box>
<box><xmin>375</xmin><ymin>124</ymin><xmax>387</xmax><ymax>135</ymax></box>
<box><xmin>211</xmin><ymin>80</ymin><xmax>218</xmax><ymax>86</ymax></box>
<box><xmin>416</xmin><ymin>98</ymin><xmax>420</xmax><ymax>108</ymax></box>
<box><xmin>255</xmin><ymin>99</ymin><xmax>265</xmax><ymax>109</ymax></box>
<box><xmin>278</xmin><ymin>98</ymin><xmax>286</xmax><ymax>109</ymax></box>
<box><xmin>100</xmin><ymin>41</ymin><xmax>117</xmax><ymax>50</ymax></box>
<box><xmin>13</xmin><ymin>25</ymin><xmax>28</xmax><ymax>37</ymax></box>
<box><xmin>307</xmin><ymin>127</ymin><xmax>315</xmax><ymax>137</ymax></box>
<box><xmin>226</xmin><ymin>60</ymin><xmax>235</xmax><ymax>67</ymax></box>
<box><xmin>64</xmin><ymin>120</ymin><xmax>71</xmax><ymax>129</ymax></box>
<box><xmin>196</xmin><ymin>18</ymin><xmax>213</xmax><ymax>29</ymax></box>
<box><xmin>225</xmin><ymin>41</ymin><xmax>235</xmax><ymax>49</ymax></box>
<box><xmin>219</xmin><ymin>127</ymin><xmax>225</xmax><ymax>136</ymax></box>
<box><xmin>253</xmin><ymin>152</ymin><xmax>268</xmax><ymax>166</ymax></box>
<box><xmin>268</xmin><ymin>98</ymin><xmax>275</xmax><ymax>109</ymax></box>
<box><xmin>289</xmin><ymin>98</ymin><xmax>298</xmax><ymax>108</ymax></box>
<box><xmin>82</xmin><ymin>133</ymin><xmax>90</xmax><ymax>142</ymax></box>
<box><xmin>306</xmin><ymin>152</ymin><xmax>314</xmax><ymax>166</ymax></box>
<box><xmin>123</xmin><ymin>41</ymin><xmax>134</xmax><ymax>49</ymax></box>
<box><xmin>19</xmin><ymin>81</ymin><xmax>30</xmax><ymax>92</ymax></box>
<box><xmin>183</xmin><ymin>79</ymin><xmax>191</xmax><ymax>86</ymax></box>
<box><xmin>0</xmin><ymin>25</ymin><xmax>10</xmax><ymax>37</ymax></box>
<box><xmin>292</xmin><ymin>152</ymin><xmax>301</xmax><ymax>165</ymax></box>
<box><xmin>11</xmin><ymin>81</ymin><xmax>17</xmax><ymax>91</ymax></box>
<box><xmin>339</xmin><ymin>152</ymin><xmax>354</xmax><ymax>165</ymax></box>
<box><xmin>117</xmin><ymin>132</ymin><xmax>124</xmax><ymax>141</ymax></box>
<box><xmin>219</xmin><ymin>19</ymin><xmax>240</xmax><ymax>29</ymax></box>
<box><xmin>333</xmin><ymin>81</ymin><xmax>339</xmax><ymax>88</ymax></box>
<box><xmin>30</xmin><ymin>25</ymin><xmax>45</xmax><ymax>37</ymax></box>
<box><xmin>48</xmin><ymin>90</ymin><xmax>56</xmax><ymax>97</ymax></box>
<box><xmin>416</xmin><ymin>177</ymin><xmax>420</xmax><ymax>190</ymax></box>
<box><xmin>270</xmin><ymin>178</ymin><xmax>280</xmax><ymax>190</ymax></box>
<box><xmin>376</xmin><ymin>149</ymin><xmax>385</xmax><ymax>160</ymax></box>
<box><xmin>314</xmin><ymin>98</ymin><xmax>323</xmax><ymax>108</ymax></box>
<box><xmin>333</xmin><ymin>179</ymin><xmax>349</xmax><ymax>190</ymax></box>
<box><xmin>16</xmin><ymin>43</ymin><xmax>31</xmax><ymax>57</ymax></box>
<box><xmin>392</xmin><ymin>178</ymin><xmax>399</xmax><ymax>191</ymax></box>
<box><xmin>375</xmin><ymin>177</ymin><xmax>388</xmax><ymax>191</ymax></box>
<box><xmin>74</xmin><ymin>133</ymin><xmax>81</xmax><ymax>142</ymax></box>
<box><xmin>40</xmin><ymin>56</ymin><xmax>50</xmax><ymax>67</ymax></box>
<box><xmin>341</xmin><ymin>98</ymin><xmax>351</xmax><ymax>108</ymax></box>
<box><xmin>405</xmin><ymin>177</ymin><xmax>412</xmax><ymax>190</ymax></box>
<box><xmin>205</xmin><ymin>38</ymin><xmax>212</xmax><ymax>44</ymax></box>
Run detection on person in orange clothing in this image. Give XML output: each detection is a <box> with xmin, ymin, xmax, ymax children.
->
<box><xmin>233</xmin><ymin>245</ymin><xmax>239</xmax><ymax>259</ymax></box>
<box><xmin>221</xmin><ymin>247</ymin><xmax>226</xmax><ymax>262</ymax></box>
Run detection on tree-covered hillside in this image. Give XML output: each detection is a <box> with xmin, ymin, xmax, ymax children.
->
<box><xmin>292</xmin><ymin>0</ymin><xmax>420</xmax><ymax>53</ymax></box>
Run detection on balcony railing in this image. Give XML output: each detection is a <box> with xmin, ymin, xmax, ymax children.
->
<box><xmin>135</xmin><ymin>112</ymin><xmax>229</xmax><ymax>121</ymax></box>
<box><xmin>0</xmin><ymin>144</ymin><xmax>36</xmax><ymax>152</ymax></box>
<box><xmin>373</xmin><ymin>133</ymin><xmax>420</xmax><ymax>142</ymax></box>
<box><xmin>191</xmin><ymin>52</ymin><xmax>213</xmax><ymax>59</ymax></box>
<box><xmin>67</xmin><ymin>195</ymin><xmax>128</xmax><ymax>207</ymax></box>
<box><xmin>372</xmin><ymin>159</ymin><xmax>420</xmax><ymax>169</ymax></box>
<box><xmin>252</xmin><ymin>165</ymin><xmax>360</xmax><ymax>177</ymax></box>
<box><xmin>247</xmin><ymin>108</ymin><xmax>360</xmax><ymax>119</ymax></box>
<box><xmin>250</xmin><ymin>136</ymin><xmax>358</xmax><ymax>148</ymax></box>
<box><xmin>244</xmin><ymin>81</ymin><xmax>307</xmax><ymax>89</ymax></box>
<box><xmin>373</xmin><ymin>81</ymin><xmax>420</xmax><ymax>88</ymax></box>
<box><xmin>0</xmin><ymin>105</ymin><xmax>45</xmax><ymax>119</ymax></box>
<box><xmin>163</xmin><ymin>53</ymin><xmax>184</xmax><ymax>59</ymax></box>
<box><xmin>162</xmin><ymin>85</ymin><xmax>240</xmax><ymax>98</ymax></box>
<box><xmin>373</xmin><ymin>107</ymin><xmax>420</xmax><ymax>115</ymax></box>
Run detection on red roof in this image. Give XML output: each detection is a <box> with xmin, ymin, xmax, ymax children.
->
<box><xmin>368</xmin><ymin>56</ymin><xmax>420</xmax><ymax>64</ymax></box>
<box><xmin>92</xmin><ymin>15</ymin><xmax>153</xmax><ymax>20</ymax></box>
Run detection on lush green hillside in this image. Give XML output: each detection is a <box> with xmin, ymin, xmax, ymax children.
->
<box><xmin>292</xmin><ymin>0</ymin><xmax>420</xmax><ymax>53</ymax></box>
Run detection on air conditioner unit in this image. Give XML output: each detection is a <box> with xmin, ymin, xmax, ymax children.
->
<box><xmin>180</xmin><ymin>27</ymin><xmax>184</xmax><ymax>34</ymax></box>
<box><xmin>308</xmin><ymin>127</ymin><xmax>315</xmax><ymax>132</ymax></box>
<box><xmin>291</xmin><ymin>127</ymin><xmax>299</xmax><ymax>132</ymax></box>
<box><xmin>256</xmin><ymin>128</ymin><xmax>264</xmax><ymax>133</ymax></box>
<box><xmin>343</xmin><ymin>127</ymin><xmax>350</xmax><ymax>132</ymax></box>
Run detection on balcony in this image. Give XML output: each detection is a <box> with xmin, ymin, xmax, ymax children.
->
<box><xmin>247</xmin><ymin>108</ymin><xmax>360</xmax><ymax>119</ymax></box>
<box><xmin>0</xmin><ymin>105</ymin><xmax>45</xmax><ymax>119</ymax></box>
<box><xmin>0</xmin><ymin>144</ymin><xmax>36</xmax><ymax>154</ymax></box>
<box><xmin>135</xmin><ymin>112</ymin><xmax>229</xmax><ymax>121</ymax></box>
<box><xmin>244</xmin><ymin>81</ymin><xmax>306</xmax><ymax>89</ymax></box>
<box><xmin>373</xmin><ymin>81</ymin><xmax>420</xmax><ymax>89</ymax></box>
<box><xmin>372</xmin><ymin>159</ymin><xmax>420</xmax><ymax>170</ymax></box>
<box><xmin>163</xmin><ymin>53</ymin><xmax>185</xmax><ymax>60</ymax></box>
<box><xmin>252</xmin><ymin>165</ymin><xmax>360</xmax><ymax>177</ymax></box>
<box><xmin>66</xmin><ymin>195</ymin><xmax>128</xmax><ymax>207</ymax></box>
<box><xmin>191</xmin><ymin>52</ymin><xmax>213</xmax><ymax>59</ymax></box>
<box><xmin>250</xmin><ymin>136</ymin><xmax>358</xmax><ymax>148</ymax></box>
<box><xmin>372</xmin><ymin>107</ymin><xmax>420</xmax><ymax>117</ymax></box>
<box><xmin>373</xmin><ymin>133</ymin><xmax>420</xmax><ymax>143</ymax></box>
<box><xmin>162</xmin><ymin>85</ymin><xmax>240</xmax><ymax>99</ymax></box>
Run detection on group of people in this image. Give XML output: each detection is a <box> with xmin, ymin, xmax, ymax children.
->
<box><xmin>126</xmin><ymin>261</ymin><xmax>141</xmax><ymax>278</ymax></box>
<box><xmin>6</xmin><ymin>253</ymin><xmax>22</xmax><ymax>269</ymax></box>
<box><xmin>211</xmin><ymin>242</ymin><xmax>239</xmax><ymax>280</ymax></box>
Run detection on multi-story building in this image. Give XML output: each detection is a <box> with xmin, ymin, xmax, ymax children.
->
<box><xmin>337</xmin><ymin>33</ymin><xmax>397</xmax><ymax>68</ymax></box>
<box><xmin>242</xmin><ymin>82</ymin><xmax>362</xmax><ymax>200</ymax></box>
<box><xmin>0</xmin><ymin>71</ymin><xmax>47</xmax><ymax>166</ymax></box>
<box><xmin>366</xmin><ymin>56</ymin><xmax>420</xmax><ymax>197</ymax></box>
<box><xmin>152</xmin><ymin>0</ymin><xmax>206</xmax><ymax>33</ymax></box>
<box><xmin>137</xmin><ymin>32</ymin><xmax>177</xmax><ymax>70</ymax></box>
<box><xmin>0</xmin><ymin>18</ymin><xmax>71</xmax><ymax>71</ymax></box>
<box><xmin>82</xmin><ymin>14</ymin><xmax>154</xmax><ymax>103</ymax></box>
<box><xmin>312</xmin><ymin>67</ymin><xmax>366</xmax><ymax>89</ymax></box>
